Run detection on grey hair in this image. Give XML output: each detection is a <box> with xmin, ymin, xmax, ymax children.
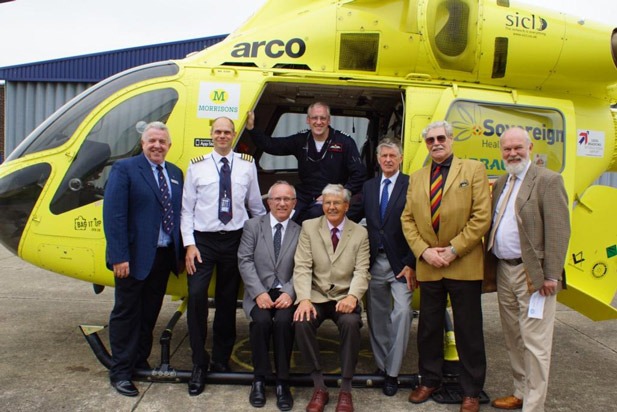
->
<box><xmin>421</xmin><ymin>120</ymin><xmax>453</xmax><ymax>140</ymax></box>
<box><xmin>321</xmin><ymin>183</ymin><xmax>351</xmax><ymax>203</ymax></box>
<box><xmin>376</xmin><ymin>137</ymin><xmax>402</xmax><ymax>156</ymax></box>
<box><xmin>307</xmin><ymin>102</ymin><xmax>331</xmax><ymax>117</ymax></box>
<box><xmin>141</xmin><ymin>121</ymin><xmax>171</xmax><ymax>143</ymax></box>
<box><xmin>267</xmin><ymin>180</ymin><xmax>297</xmax><ymax>198</ymax></box>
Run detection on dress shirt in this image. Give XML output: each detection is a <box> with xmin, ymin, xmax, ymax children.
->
<box><xmin>327</xmin><ymin>218</ymin><xmax>346</xmax><ymax>240</ymax></box>
<box><xmin>145</xmin><ymin>156</ymin><xmax>172</xmax><ymax>247</ymax></box>
<box><xmin>380</xmin><ymin>171</ymin><xmax>399</xmax><ymax>204</ymax></box>
<box><xmin>270</xmin><ymin>213</ymin><xmax>290</xmax><ymax>243</ymax></box>
<box><xmin>181</xmin><ymin>151</ymin><xmax>266</xmax><ymax>246</ymax></box>
<box><xmin>493</xmin><ymin>161</ymin><xmax>531</xmax><ymax>259</ymax></box>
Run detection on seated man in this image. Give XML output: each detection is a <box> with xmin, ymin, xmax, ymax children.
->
<box><xmin>238</xmin><ymin>181</ymin><xmax>301</xmax><ymax>411</ymax></box>
<box><xmin>293</xmin><ymin>184</ymin><xmax>370</xmax><ymax>412</ymax></box>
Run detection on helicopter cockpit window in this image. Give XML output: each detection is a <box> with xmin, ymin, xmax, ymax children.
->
<box><xmin>7</xmin><ymin>62</ymin><xmax>179</xmax><ymax>162</ymax></box>
<box><xmin>445</xmin><ymin>100</ymin><xmax>565</xmax><ymax>176</ymax></box>
<box><xmin>49</xmin><ymin>88</ymin><xmax>179</xmax><ymax>215</ymax></box>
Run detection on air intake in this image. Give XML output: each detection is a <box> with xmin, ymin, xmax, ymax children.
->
<box><xmin>339</xmin><ymin>33</ymin><xmax>379</xmax><ymax>72</ymax></box>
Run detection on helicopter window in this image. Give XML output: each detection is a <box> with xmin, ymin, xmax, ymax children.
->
<box><xmin>49</xmin><ymin>88</ymin><xmax>179</xmax><ymax>215</ymax></box>
<box><xmin>0</xmin><ymin>163</ymin><xmax>52</xmax><ymax>254</ymax></box>
<box><xmin>7</xmin><ymin>62</ymin><xmax>179</xmax><ymax>162</ymax></box>
<box><xmin>445</xmin><ymin>100</ymin><xmax>565</xmax><ymax>176</ymax></box>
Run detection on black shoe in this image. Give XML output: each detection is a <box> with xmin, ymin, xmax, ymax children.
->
<box><xmin>275</xmin><ymin>383</ymin><xmax>293</xmax><ymax>411</ymax></box>
<box><xmin>382</xmin><ymin>375</ymin><xmax>399</xmax><ymax>396</ymax></box>
<box><xmin>249</xmin><ymin>379</ymin><xmax>266</xmax><ymax>408</ymax></box>
<box><xmin>188</xmin><ymin>365</ymin><xmax>206</xmax><ymax>396</ymax></box>
<box><xmin>373</xmin><ymin>368</ymin><xmax>386</xmax><ymax>376</ymax></box>
<box><xmin>111</xmin><ymin>380</ymin><xmax>138</xmax><ymax>397</ymax></box>
<box><xmin>210</xmin><ymin>361</ymin><xmax>231</xmax><ymax>373</ymax></box>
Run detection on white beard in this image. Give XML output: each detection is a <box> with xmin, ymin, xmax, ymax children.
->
<box><xmin>504</xmin><ymin>158</ymin><xmax>529</xmax><ymax>175</ymax></box>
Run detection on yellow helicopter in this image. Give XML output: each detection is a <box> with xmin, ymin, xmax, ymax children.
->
<box><xmin>0</xmin><ymin>0</ymin><xmax>616</xmax><ymax>385</ymax></box>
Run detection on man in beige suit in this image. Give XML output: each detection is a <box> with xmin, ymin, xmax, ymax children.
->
<box><xmin>401</xmin><ymin>121</ymin><xmax>491</xmax><ymax>412</ymax></box>
<box><xmin>293</xmin><ymin>183</ymin><xmax>370</xmax><ymax>412</ymax></box>
<box><xmin>486</xmin><ymin>127</ymin><xmax>570</xmax><ymax>412</ymax></box>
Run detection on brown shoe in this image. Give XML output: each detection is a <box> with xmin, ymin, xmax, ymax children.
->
<box><xmin>408</xmin><ymin>385</ymin><xmax>438</xmax><ymax>403</ymax></box>
<box><xmin>460</xmin><ymin>396</ymin><xmax>480</xmax><ymax>412</ymax></box>
<box><xmin>335</xmin><ymin>391</ymin><xmax>354</xmax><ymax>412</ymax></box>
<box><xmin>492</xmin><ymin>395</ymin><xmax>523</xmax><ymax>410</ymax></box>
<box><xmin>306</xmin><ymin>387</ymin><xmax>329</xmax><ymax>412</ymax></box>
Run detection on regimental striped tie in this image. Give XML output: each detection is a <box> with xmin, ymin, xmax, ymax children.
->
<box><xmin>156</xmin><ymin>165</ymin><xmax>174</xmax><ymax>235</ymax></box>
<box><xmin>430</xmin><ymin>165</ymin><xmax>443</xmax><ymax>233</ymax></box>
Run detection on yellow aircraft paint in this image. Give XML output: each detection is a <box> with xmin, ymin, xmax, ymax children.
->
<box><xmin>0</xmin><ymin>0</ymin><xmax>616</xmax><ymax>320</ymax></box>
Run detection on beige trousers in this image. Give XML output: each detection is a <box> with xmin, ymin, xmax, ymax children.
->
<box><xmin>496</xmin><ymin>260</ymin><xmax>556</xmax><ymax>412</ymax></box>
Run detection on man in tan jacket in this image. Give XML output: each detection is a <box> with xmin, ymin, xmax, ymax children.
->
<box><xmin>293</xmin><ymin>183</ymin><xmax>370</xmax><ymax>412</ymax></box>
<box><xmin>485</xmin><ymin>127</ymin><xmax>570</xmax><ymax>412</ymax></box>
<box><xmin>401</xmin><ymin>120</ymin><xmax>491</xmax><ymax>412</ymax></box>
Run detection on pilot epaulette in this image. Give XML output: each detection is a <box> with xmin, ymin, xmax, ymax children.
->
<box><xmin>238</xmin><ymin>153</ymin><xmax>254</xmax><ymax>163</ymax></box>
<box><xmin>190</xmin><ymin>155</ymin><xmax>207</xmax><ymax>164</ymax></box>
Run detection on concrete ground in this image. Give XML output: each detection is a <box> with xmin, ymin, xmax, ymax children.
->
<box><xmin>1</xmin><ymin>243</ymin><xmax>616</xmax><ymax>412</ymax></box>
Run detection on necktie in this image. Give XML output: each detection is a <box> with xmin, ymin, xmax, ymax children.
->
<box><xmin>331</xmin><ymin>227</ymin><xmax>339</xmax><ymax>252</ymax></box>
<box><xmin>380</xmin><ymin>178</ymin><xmax>391</xmax><ymax>221</ymax></box>
<box><xmin>219</xmin><ymin>157</ymin><xmax>232</xmax><ymax>224</ymax></box>
<box><xmin>430</xmin><ymin>165</ymin><xmax>443</xmax><ymax>233</ymax></box>
<box><xmin>156</xmin><ymin>165</ymin><xmax>174</xmax><ymax>235</ymax></box>
<box><xmin>273</xmin><ymin>223</ymin><xmax>282</xmax><ymax>261</ymax></box>
<box><xmin>487</xmin><ymin>175</ymin><xmax>515</xmax><ymax>251</ymax></box>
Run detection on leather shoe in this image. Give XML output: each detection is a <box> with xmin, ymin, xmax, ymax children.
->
<box><xmin>306</xmin><ymin>387</ymin><xmax>329</xmax><ymax>412</ymax></box>
<box><xmin>210</xmin><ymin>361</ymin><xmax>231</xmax><ymax>373</ymax></box>
<box><xmin>335</xmin><ymin>391</ymin><xmax>354</xmax><ymax>412</ymax></box>
<box><xmin>408</xmin><ymin>385</ymin><xmax>438</xmax><ymax>403</ymax></box>
<box><xmin>188</xmin><ymin>365</ymin><xmax>206</xmax><ymax>396</ymax></box>
<box><xmin>275</xmin><ymin>383</ymin><xmax>293</xmax><ymax>411</ymax></box>
<box><xmin>382</xmin><ymin>375</ymin><xmax>398</xmax><ymax>396</ymax></box>
<box><xmin>460</xmin><ymin>396</ymin><xmax>480</xmax><ymax>412</ymax></box>
<box><xmin>492</xmin><ymin>395</ymin><xmax>523</xmax><ymax>409</ymax></box>
<box><xmin>249</xmin><ymin>379</ymin><xmax>266</xmax><ymax>407</ymax></box>
<box><xmin>111</xmin><ymin>380</ymin><xmax>138</xmax><ymax>397</ymax></box>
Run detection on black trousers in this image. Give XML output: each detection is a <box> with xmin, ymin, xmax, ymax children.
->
<box><xmin>249</xmin><ymin>289</ymin><xmax>295</xmax><ymax>381</ymax></box>
<box><xmin>417</xmin><ymin>278</ymin><xmax>486</xmax><ymax>397</ymax></box>
<box><xmin>108</xmin><ymin>246</ymin><xmax>172</xmax><ymax>382</ymax></box>
<box><xmin>187</xmin><ymin>230</ymin><xmax>242</xmax><ymax>367</ymax></box>
<box><xmin>294</xmin><ymin>301</ymin><xmax>362</xmax><ymax>379</ymax></box>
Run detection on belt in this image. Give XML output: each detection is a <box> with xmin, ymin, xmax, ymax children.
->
<box><xmin>501</xmin><ymin>257</ymin><xmax>523</xmax><ymax>266</ymax></box>
<box><xmin>196</xmin><ymin>229</ymin><xmax>242</xmax><ymax>236</ymax></box>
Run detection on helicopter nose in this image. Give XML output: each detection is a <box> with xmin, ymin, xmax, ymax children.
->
<box><xmin>0</xmin><ymin>162</ymin><xmax>52</xmax><ymax>255</ymax></box>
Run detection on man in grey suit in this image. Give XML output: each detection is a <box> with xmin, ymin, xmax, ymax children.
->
<box><xmin>485</xmin><ymin>127</ymin><xmax>570</xmax><ymax>412</ymax></box>
<box><xmin>348</xmin><ymin>138</ymin><xmax>416</xmax><ymax>396</ymax></box>
<box><xmin>293</xmin><ymin>183</ymin><xmax>370</xmax><ymax>412</ymax></box>
<box><xmin>238</xmin><ymin>181</ymin><xmax>300</xmax><ymax>411</ymax></box>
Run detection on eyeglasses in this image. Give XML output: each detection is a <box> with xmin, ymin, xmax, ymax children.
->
<box><xmin>269</xmin><ymin>197</ymin><xmax>296</xmax><ymax>203</ymax></box>
<box><xmin>424</xmin><ymin>135</ymin><xmax>448</xmax><ymax>145</ymax></box>
<box><xmin>308</xmin><ymin>116</ymin><xmax>329</xmax><ymax>122</ymax></box>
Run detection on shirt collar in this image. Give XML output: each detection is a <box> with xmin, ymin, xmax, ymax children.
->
<box><xmin>269</xmin><ymin>213</ymin><xmax>290</xmax><ymax>230</ymax></box>
<box><xmin>431</xmin><ymin>154</ymin><xmax>453</xmax><ymax>170</ymax></box>
<box><xmin>381</xmin><ymin>171</ymin><xmax>399</xmax><ymax>186</ymax></box>
<box><xmin>144</xmin><ymin>154</ymin><xmax>166</xmax><ymax>170</ymax></box>
<box><xmin>327</xmin><ymin>217</ymin><xmax>346</xmax><ymax>234</ymax></box>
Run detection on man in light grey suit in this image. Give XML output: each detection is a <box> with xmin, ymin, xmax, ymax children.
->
<box><xmin>485</xmin><ymin>127</ymin><xmax>570</xmax><ymax>412</ymax></box>
<box><xmin>293</xmin><ymin>183</ymin><xmax>370</xmax><ymax>412</ymax></box>
<box><xmin>238</xmin><ymin>181</ymin><xmax>300</xmax><ymax>412</ymax></box>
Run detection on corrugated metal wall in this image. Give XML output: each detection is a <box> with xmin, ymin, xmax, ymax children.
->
<box><xmin>4</xmin><ymin>81</ymin><xmax>93</xmax><ymax>156</ymax></box>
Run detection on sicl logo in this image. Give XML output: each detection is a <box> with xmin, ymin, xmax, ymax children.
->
<box><xmin>506</xmin><ymin>13</ymin><xmax>548</xmax><ymax>31</ymax></box>
<box><xmin>210</xmin><ymin>89</ymin><xmax>228</xmax><ymax>104</ymax></box>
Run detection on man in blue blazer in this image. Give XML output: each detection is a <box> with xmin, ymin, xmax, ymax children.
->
<box><xmin>103</xmin><ymin>121</ymin><xmax>183</xmax><ymax>397</ymax></box>
<box><xmin>348</xmin><ymin>138</ymin><xmax>416</xmax><ymax>396</ymax></box>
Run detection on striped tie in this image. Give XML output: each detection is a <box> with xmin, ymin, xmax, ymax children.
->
<box><xmin>430</xmin><ymin>165</ymin><xmax>443</xmax><ymax>233</ymax></box>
